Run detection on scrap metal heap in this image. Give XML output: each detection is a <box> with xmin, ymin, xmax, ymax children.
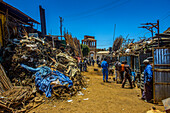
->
<box><xmin>0</xmin><ymin>31</ymin><xmax>86</xmax><ymax>112</ymax></box>
<box><xmin>113</xmin><ymin>28</ymin><xmax>170</xmax><ymax>57</ymax></box>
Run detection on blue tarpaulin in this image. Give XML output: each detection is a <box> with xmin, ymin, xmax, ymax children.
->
<box><xmin>21</xmin><ymin>64</ymin><xmax>73</xmax><ymax>97</ymax></box>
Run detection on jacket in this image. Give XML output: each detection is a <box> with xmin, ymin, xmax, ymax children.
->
<box><xmin>144</xmin><ymin>64</ymin><xmax>153</xmax><ymax>83</ymax></box>
<box><xmin>101</xmin><ymin>61</ymin><xmax>108</xmax><ymax>69</ymax></box>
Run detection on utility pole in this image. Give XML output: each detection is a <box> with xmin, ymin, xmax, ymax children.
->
<box><xmin>139</xmin><ymin>20</ymin><xmax>160</xmax><ymax>46</ymax></box>
<box><xmin>112</xmin><ymin>24</ymin><xmax>116</xmax><ymax>52</ymax></box>
<box><xmin>113</xmin><ymin>24</ymin><xmax>116</xmax><ymax>42</ymax></box>
<box><xmin>157</xmin><ymin>20</ymin><xmax>160</xmax><ymax>47</ymax></box>
<box><xmin>59</xmin><ymin>16</ymin><xmax>64</xmax><ymax>40</ymax></box>
<box><xmin>39</xmin><ymin>5</ymin><xmax>47</xmax><ymax>36</ymax></box>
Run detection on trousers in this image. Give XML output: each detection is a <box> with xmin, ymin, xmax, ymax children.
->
<box><xmin>83</xmin><ymin>66</ymin><xmax>87</xmax><ymax>71</ymax></box>
<box><xmin>122</xmin><ymin>72</ymin><xmax>132</xmax><ymax>88</ymax></box>
<box><xmin>144</xmin><ymin>82</ymin><xmax>153</xmax><ymax>102</ymax></box>
<box><xmin>115</xmin><ymin>70</ymin><xmax>120</xmax><ymax>80</ymax></box>
<box><xmin>120</xmin><ymin>71</ymin><xmax>124</xmax><ymax>82</ymax></box>
<box><xmin>102</xmin><ymin>69</ymin><xmax>108</xmax><ymax>81</ymax></box>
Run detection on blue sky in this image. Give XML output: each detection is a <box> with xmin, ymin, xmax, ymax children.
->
<box><xmin>4</xmin><ymin>0</ymin><xmax>170</xmax><ymax>48</ymax></box>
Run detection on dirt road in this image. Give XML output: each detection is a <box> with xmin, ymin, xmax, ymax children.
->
<box><xmin>30</xmin><ymin>65</ymin><xmax>164</xmax><ymax>113</ymax></box>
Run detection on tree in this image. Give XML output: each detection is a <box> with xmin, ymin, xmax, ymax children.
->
<box><xmin>81</xmin><ymin>44</ymin><xmax>90</xmax><ymax>57</ymax></box>
<box><xmin>112</xmin><ymin>35</ymin><xmax>124</xmax><ymax>51</ymax></box>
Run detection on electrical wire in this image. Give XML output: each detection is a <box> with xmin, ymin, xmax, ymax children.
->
<box><xmin>161</xmin><ymin>14</ymin><xmax>170</xmax><ymax>21</ymax></box>
<box><xmin>63</xmin><ymin>0</ymin><xmax>122</xmax><ymax>18</ymax></box>
<box><xmin>160</xmin><ymin>11</ymin><xmax>170</xmax><ymax>21</ymax></box>
<box><xmin>63</xmin><ymin>0</ymin><xmax>131</xmax><ymax>21</ymax></box>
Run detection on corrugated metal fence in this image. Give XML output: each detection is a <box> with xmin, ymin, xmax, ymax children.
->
<box><xmin>153</xmin><ymin>47</ymin><xmax>170</xmax><ymax>103</ymax></box>
<box><xmin>120</xmin><ymin>56</ymin><xmax>132</xmax><ymax>68</ymax></box>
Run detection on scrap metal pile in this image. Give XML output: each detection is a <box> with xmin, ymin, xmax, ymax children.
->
<box><xmin>113</xmin><ymin>28</ymin><xmax>170</xmax><ymax>57</ymax></box>
<box><xmin>0</xmin><ymin>33</ymin><xmax>86</xmax><ymax>112</ymax></box>
<box><xmin>0</xmin><ymin>64</ymin><xmax>43</xmax><ymax>112</ymax></box>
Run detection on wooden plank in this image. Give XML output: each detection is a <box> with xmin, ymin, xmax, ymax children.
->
<box><xmin>154</xmin><ymin>82</ymin><xmax>170</xmax><ymax>85</ymax></box>
<box><xmin>154</xmin><ymin>69</ymin><xmax>170</xmax><ymax>72</ymax></box>
<box><xmin>154</xmin><ymin>64</ymin><xmax>170</xmax><ymax>67</ymax></box>
<box><xmin>153</xmin><ymin>47</ymin><xmax>170</xmax><ymax>49</ymax></box>
<box><xmin>152</xmin><ymin>47</ymin><xmax>156</xmax><ymax>103</ymax></box>
<box><xmin>0</xmin><ymin>64</ymin><xmax>12</xmax><ymax>91</ymax></box>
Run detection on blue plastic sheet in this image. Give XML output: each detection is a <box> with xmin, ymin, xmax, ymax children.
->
<box><xmin>21</xmin><ymin>64</ymin><xmax>73</xmax><ymax>97</ymax></box>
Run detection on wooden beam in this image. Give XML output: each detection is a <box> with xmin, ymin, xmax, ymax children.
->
<box><xmin>155</xmin><ymin>64</ymin><xmax>170</xmax><ymax>67</ymax></box>
<box><xmin>152</xmin><ymin>47</ymin><xmax>156</xmax><ymax>103</ymax></box>
<box><xmin>153</xmin><ymin>47</ymin><xmax>170</xmax><ymax>49</ymax></box>
<box><xmin>154</xmin><ymin>69</ymin><xmax>170</xmax><ymax>72</ymax></box>
<box><xmin>154</xmin><ymin>82</ymin><xmax>170</xmax><ymax>85</ymax></box>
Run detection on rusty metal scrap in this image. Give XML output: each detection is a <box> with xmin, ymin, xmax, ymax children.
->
<box><xmin>0</xmin><ymin>64</ymin><xmax>13</xmax><ymax>92</ymax></box>
<box><xmin>0</xmin><ymin>18</ymin><xmax>86</xmax><ymax>111</ymax></box>
<box><xmin>0</xmin><ymin>31</ymin><xmax>86</xmax><ymax>112</ymax></box>
<box><xmin>0</xmin><ymin>86</ymin><xmax>44</xmax><ymax>112</ymax></box>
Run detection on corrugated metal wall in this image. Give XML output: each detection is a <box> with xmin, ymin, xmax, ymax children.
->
<box><xmin>139</xmin><ymin>52</ymin><xmax>152</xmax><ymax>73</ymax></box>
<box><xmin>120</xmin><ymin>56</ymin><xmax>131</xmax><ymax>68</ymax></box>
<box><xmin>134</xmin><ymin>56</ymin><xmax>139</xmax><ymax>72</ymax></box>
<box><xmin>119</xmin><ymin>56</ymin><xmax>140</xmax><ymax>71</ymax></box>
<box><xmin>153</xmin><ymin>47</ymin><xmax>170</xmax><ymax>103</ymax></box>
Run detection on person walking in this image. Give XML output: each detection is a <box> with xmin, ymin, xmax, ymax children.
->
<box><xmin>78</xmin><ymin>59</ymin><xmax>83</xmax><ymax>72</ymax></box>
<box><xmin>120</xmin><ymin>61</ymin><xmax>125</xmax><ymax>83</ymax></box>
<box><xmin>97</xmin><ymin>58</ymin><xmax>101</xmax><ymax>67</ymax></box>
<box><xmin>89</xmin><ymin>58</ymin><xmax>91</xmax><ymax>66</ymax></box>
<box><xmin>101</xmin><ymin>58</ymin><xmax>109</xmax><ymax>82</ymax></box>
<box><xmin>114</xmin><ymin>60</ymin><xmax>121</xmax><ymax>83</ymax></box>
<box><xmin>97</xmin><ymin>58</ymin><xmax>99</xmax><ymax>65</ymax></box>
<box><xmin>122</xmin><ymin>60</ymin><xmax>133</xmax><ymax>88</ymax></box>
<box><xmin>83</xmin><ymin>58</ymin><xmax>88</xmax><ymax>72</ymax></box>
<box><xmin>92</xmin><ymin>58</ymin><xmax>95</xmax><ymax>66</ymax></box>
<box><xmin>143</xmin><ymin>59</ymin><xmax>153</xmax><ymax>102</ymax></box>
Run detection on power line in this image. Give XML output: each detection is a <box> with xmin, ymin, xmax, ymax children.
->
<box><xmin>161</xmin><ymin>22</ymin><xmax>169</xmax><ymax>31</ymax></box>
<box><xmin>63</xmin><ymin>0</ymin><xmax>122</xmax><ymax>18</ymax></box>
<box><xmin>160</xmin><ymin>11</ymin><xmax>170</xmax><ymax>21</ymax></box>
<box><xmin>129</xmin><ymin>30</ymin><xmax>146</xmax><ymax>37</ymax></box>
<box><xmin>161</xmin><ymin>14</ymin><xmax>170</xmax><ymax>21</ymax></box>
<box><xmin>64</xmin><ymin>0</ymin><xmax>131</xmax><ymax>21</ymax></box>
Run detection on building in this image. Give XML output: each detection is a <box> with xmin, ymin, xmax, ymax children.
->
<box><xmin>96</xmin><ymin>51</ymin><xmax>109</xmax><ymax>61</ymax></box>
<box><xmin>82</xmin><ymin>35</ymin><xmax>97</xmax><ymax>59</ymax></box>
<box><xmin>0</xmin><ymin>1</ymin><xmax>40</xmax><ymax>48</ymax></box>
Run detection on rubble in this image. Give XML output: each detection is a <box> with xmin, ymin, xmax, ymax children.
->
<box><xmin>0</xmin><ymin>64</ymin><xmax>13</xmax><ymax>92</ymax></box>
<box><xmin>113</xmin><ymin>32</ymin><xmax>170</xmax><ymax>57</ymax></box>
<box><xmin>0</xmin><ymin>86</ymin><xmax>44</xmax><ymax>112</ymax></box>
<box><xmin>0</xmin><ymin>31</ymin><xmax>86</xmax><ymax>112</ymax></box>
<box><xmin>0</xmin><ymin>63</ymin><xmax>44</xmax><ymax>112</ymax></box>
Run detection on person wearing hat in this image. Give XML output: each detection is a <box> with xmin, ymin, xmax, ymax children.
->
<box><xmin>101</xmin><ymin>58</ymin><xmax>109</xmax><ymax>82</ymax></box>
<box><xmin>143</xmin><ymin>59</ymin><xmax>153</xmax><ymax>102</ymax></box>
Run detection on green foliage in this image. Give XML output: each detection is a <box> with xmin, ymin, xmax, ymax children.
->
<box><xmin>81</xmin><ymin>44</ymin><xmax>90</xmax><ymax>56</ymax></box>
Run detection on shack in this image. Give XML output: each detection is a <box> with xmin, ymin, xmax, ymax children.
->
<box><xmin>0</xmin><ymin>1</ymin><xmax>40</xmax><ymax>48</ymax></box>
<box><xmin>113</xmin><ymin>27</ymin><xmax>170</xmax><ymax>103</ymax></box>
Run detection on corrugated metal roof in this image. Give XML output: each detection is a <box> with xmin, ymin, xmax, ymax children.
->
<box><xmin>0</xmin><ymin>1</ymin><xmax>40</xmax><ymax>24</ymax></box>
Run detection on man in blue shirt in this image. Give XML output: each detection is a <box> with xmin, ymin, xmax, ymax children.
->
<box><xmin>101</xmin><ymin>58</ymin><xmax>109</xmax><ymax>82</ymax></box>
<box><xmin>143</xmin><ymin>59</ymin><xmax>153</xmax><ymax>102</ymax></box>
